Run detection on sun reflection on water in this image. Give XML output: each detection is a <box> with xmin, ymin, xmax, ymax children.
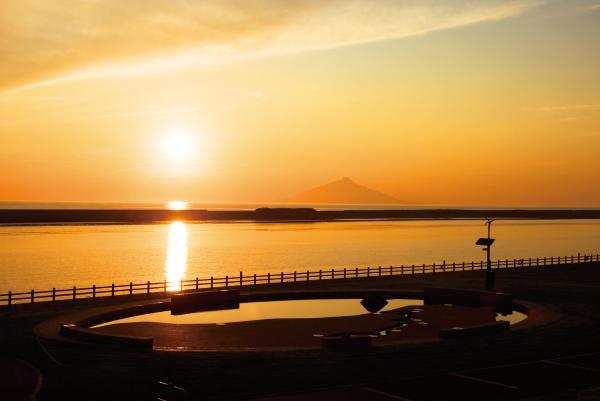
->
<box><xmin>166</xmin><ymin>221</ymin><xmax>188</xmax><ymax>291</ymax></box>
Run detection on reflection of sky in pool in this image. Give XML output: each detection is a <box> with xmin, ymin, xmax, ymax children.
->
<box><xmin>496</xmin><ymin>311</ymin><xmax>528</xmax><ymax>325</ymax></box>
<box><xmin>94</xmin><ymin>298</ymin><xmax>424</xmax><ymax>327</ymax></box>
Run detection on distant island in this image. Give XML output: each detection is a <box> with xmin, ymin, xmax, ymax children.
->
<box><xmin>285</xmin><ymin>177</ymin><xmax>401</xmax><ymax>204</ymax></box>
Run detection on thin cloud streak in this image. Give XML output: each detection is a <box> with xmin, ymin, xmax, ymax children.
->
<box><xmin>74</xmin><ymin>106</ymin><xmax>200</xmax><ymax>122</ymax></box>
<box><xmin>0</xmin><ymin>0</ymin><xmax>543</xmax><ymax>92</ymax></box>
<box><xmin>525</xmin><ymin>104</ymin><xmax>600</xmax><ymax>112</ymax></box>
<box><xmin>0</xmin><ymin>106</ymin><xmax>200</xmax><ymax>128</ymax></box>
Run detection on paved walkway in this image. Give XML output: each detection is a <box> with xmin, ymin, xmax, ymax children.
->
<box><xmin>0</xmin><ymin>358</ymin><xmax>42</xmax><ymax>401</ymax></box>
<box><xmin>250</xmin><ymin>351</ymin><xmax>600</xmax><ymax>401</ymax></box>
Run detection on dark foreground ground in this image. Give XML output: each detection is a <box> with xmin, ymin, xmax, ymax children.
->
<box><xmin>3</xmin><ymin>263</ymin><xmax>600</xmax><ymax>400</ymax></box>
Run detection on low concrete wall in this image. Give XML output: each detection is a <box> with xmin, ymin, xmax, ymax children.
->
<box><xmin>171</xmin><ymin>289</ymin><xmax>240</xmax><ymax>315</ymax></box>
<box><xmin>424</xmin><ymin>287</ymin><xmax>512</xmax><ymax>311</ymax></box>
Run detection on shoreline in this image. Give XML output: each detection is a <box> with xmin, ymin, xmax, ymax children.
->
<box><xmin>1</xmin><ymin>207</ymin><xmax>600</xmax><ymax>225</ymax></box>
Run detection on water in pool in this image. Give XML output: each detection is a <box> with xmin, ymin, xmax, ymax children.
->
<box><xmin>94</xmin><ymin>298</ymin><xmax>424</xmax><ymax>327</ymax></box>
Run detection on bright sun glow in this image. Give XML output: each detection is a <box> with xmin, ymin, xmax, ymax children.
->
<box><xmin>167</xmin><ymin>200</ymin><xmax>188</xmax><ymax>210</ymax></box>
<box><xmin>162</xmin><ymin>130</ymin><xmax>195</xmax><ymax>162</ymax></box>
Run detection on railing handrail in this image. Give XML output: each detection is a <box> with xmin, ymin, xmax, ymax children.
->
<box><xmin>1</xmin><ymin>252</ymin><xmax>598</xmax><ymax>306</ymax></box>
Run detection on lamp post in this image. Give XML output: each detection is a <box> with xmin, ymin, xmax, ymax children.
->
<box><xmin>476</xmin><ymin>219</ymin><xmax>495</xmax><ymax>290</ymax></box>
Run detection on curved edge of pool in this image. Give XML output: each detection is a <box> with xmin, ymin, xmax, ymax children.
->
<box><xmin>35</xmin><ymin>288</ymin><xmax>561</xmax><ymax>353</ymax></box>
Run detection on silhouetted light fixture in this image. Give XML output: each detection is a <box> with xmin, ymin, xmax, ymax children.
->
<box><xmin>476</xmin><ymin>219</ymin><xmax>495</xmax><ymax>290</ymax></box>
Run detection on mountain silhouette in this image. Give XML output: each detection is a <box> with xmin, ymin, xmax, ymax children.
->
<box><xmin>285</xmin><ymin>177</ymin><xmax>401</xmax><ymax>204</ymax></box>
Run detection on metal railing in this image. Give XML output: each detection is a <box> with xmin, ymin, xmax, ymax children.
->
<box><xmin>1</xmin><ymin>252</ymin><xmax>598</xmax><ymax>307</ymax></box>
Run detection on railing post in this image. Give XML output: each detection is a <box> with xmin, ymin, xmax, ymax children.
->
<box><xmin>331</xmin><ymin>268</ymin><xmax>334</xmax><ymax>279</ymax></box>
<box><xmin>225</xmin><ymin>275</ymin><xmax>229</xmax><ymax>288</ymax></box>
<box><xmin>400</xmin><ymin>265</ymin><xmax>404</xmax><ymax>275</ymax></box>
<box><xmin>130</xmin><ymin>282</ymin><xmax>133</xmax><ymax>295</ymax></box>
<box><xmin>355</xmin><ymin>267</ymin><xmax>358</xmax><ymax>277</ymax></box>
<box><xmin>147</xmin><ymin>281</ymin><xmax>150</xmax><ymax>295</ymax></box>
<box><xmin>378</xmin><ymin>266</ymin><xmax>382</xmax><ymax>276</ymax></box>
<box><xmin>31</xmin><ymin>289</ymin><xmax>35</xmax><ymax>303</ymax></box>
<box><xmin>93</xmin><ymin>285</ymin><xmax>96</xmax><ymax>298</ymax></box>
<box><xmin>471</xmin><ymin>261</ymin><xmax>474</xmax><ymax>270</ymax></box>
<box><xmin>343</xmin><ymin>268</ymin><xmax>347</xmax><ymax>279</ymax></box>
<box><xmin>442</xmin><ymin>260</ymin><xmax>446</xmax><ymax>272</ymax></box>
<box><xmin>412</xmin><ymin>264</ymin><xmax>415</xmax><ymax>274</ymax></box>
<box><xmin>240</xmin><ymin>271</ymin><xmax>243</xmax><ymax>288</ymax></box>
<box><xmin>480</xmin><ymin>261</ymin><xmax>483</xmax><ymax>269</ymax></box>
<box><xmin>319</xmin><ymin>270</ymin><xmax>322</xmax><ymax>280</ymax></box>
<box><xmin>281</xmin><ymin>272</ymin><xmax>284</xmax><ymax>283</ymax></box>
<box><xmin>112</xmin><ymin>283</ymin><xmax>115</xmax><ymax>297</ymax></box>
<box><xmin>461</xmin><ymin>262</ymin><xmax>464</xmax><ymax>271</ymax></box>
<box><xmin>307</xmin><ymin>270</ymin><xmax>310</xmax><ymax>281</ymax></box>
<box><xmin>254</xmin><ymin>273</ymin><xmax>257</xmax><ymax>285</ymax></box>
<box><xmin>267</xmin><ymin>272</ymin><xmax>271</xmax><ymax>284</ymax></box>
<box><xmin>389</xmin><ymin>265</ymin><xmax>393</xmax><ymax>275</ymax></box>
<box><xmin>294</xmin><ymin>271</ymin><xmax>297</xmax><ymax>282</ymax></box>
<box><xmin>367</xmin><ymin>267</ymin><xmax>370</xmax><ymax>277</ymax></box>
<box><xmin>211</xmin><ymin>276</ymin><xmax>214</xmax><ymax>288</ymax></box>
<box><xmin>8</xmin><ymin>291</ymin><xmax>11</xmax><ymax>307</ymax></box>
<box><xmin>453</xmin><ymin>262</ymin><xmax>456</xmax><ymax>271</ymax></box>
<box><xmin>422</xmin><ymin>263</ymin><xmax>425</xmax><ymax>273</ymax></box>
<box><xmin>73</xmin><ymin>286</ymin><xmax>76</xmax><ymax>300</ymax></box>
<box><xmin>196</xmin><ymin>277</ymin><xmax>199</xmax><ymax>290</ymax></box>
<box><xmin>52</xmin><ymin>288</ymin><xmax>56</xmax><ymax>302</ymax></box>
<box><xmin>433</xmin><ymin>263</ymin><xmax>436</xmax><ymax>273</ymax></box>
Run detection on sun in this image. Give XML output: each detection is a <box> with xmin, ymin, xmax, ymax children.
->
<box><xmin>162</xmin><ymin>129</ymin><xmax>195</xmax><ymax>163</ymax></box>
<box><xmin>167</xmin><ymin>200</ymin><xmax>188</xmax><ymax>210</ymax></box>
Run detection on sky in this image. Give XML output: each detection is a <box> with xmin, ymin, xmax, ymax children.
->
<box><xmin>1</xmin><ymin>0</ymin><xmax>599</xmax><ymax>206</ymax></box>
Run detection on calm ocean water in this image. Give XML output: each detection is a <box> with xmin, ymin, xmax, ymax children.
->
<box><xmin>1</xmin><ymin>219</ymin><xmax>599</xmax><ymax>293</ymax></box>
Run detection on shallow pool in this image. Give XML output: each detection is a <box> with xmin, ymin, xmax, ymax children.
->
<box><xmin>94</xmin><ymin>298</ymin><xmax>423</xmax><ymax>327</ymax></box>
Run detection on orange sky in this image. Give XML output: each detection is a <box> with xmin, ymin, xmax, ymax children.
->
<box><xmin>1</xmin><ymin>0</ymin><xmax>599</xmax><ymax>206</ymax></box>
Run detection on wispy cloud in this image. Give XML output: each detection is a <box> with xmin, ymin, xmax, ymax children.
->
<box><xmin>72</xmin><ymin>106</ymin><xmax>200</xmax><ymax>122</ymax></box>
<box><xmin>0</xmin><ymin>0</ymin><xmax>543</xmax><ymax>91</ymax></box>
<box><xmin>524</xmin><ymin>104</ymin><xmax>600</xmax><ymax>112</ymax></box>
<box><xmin>0</xmin><ymin>105</ymin><xmax>200</xmax><ymax>128</ymax></box>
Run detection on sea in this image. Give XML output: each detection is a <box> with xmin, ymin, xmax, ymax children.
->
<box><xmin>1</xmin><ymin>201</ymin><xmax>599</xmax><ymax>293</ymax></box>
